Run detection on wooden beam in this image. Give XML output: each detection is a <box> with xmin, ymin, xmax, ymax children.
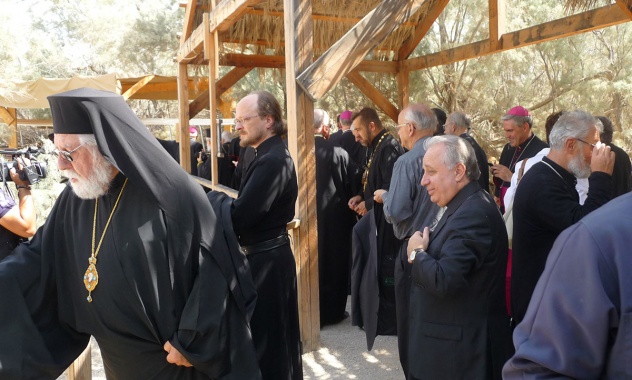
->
<box><xmin>189</xmin><ymin>67</ymin><xmax>252</xmax><ymax>118</ymax></box>
<box><xmin>180</xmin><ymin>0</ymin><xmax>198</xmax><ymax>45</ymax></box>
<box><xmin>219</xmin><ymin>53</ymin><xmax>398</xmax><ymax>73</ymax></box>
<box><xmin>615</xmin><ymin>0</ymin><xmax>632</xmax><ymax>19</ymax></box>
<box><xmin>398</xmin><ymin>0</ymin><xmax>450</xmax><ymax>59</ymax></box>
<box><xmin>489</xmin><ymin>0</ymin><xmax>506</xmax><ymax>51</ymax></box>
<box><xmin>396</xmin><ymin>67</ymin><xmax>409</xmax><ymax>110</ymax></box>
<box><xmin>243</xmin><ymin>8</ymin><xmax>417</xmax><ymax>26</ymax></box>
<box><xmin>284</xmin><ymin>0</ymin><xmax>320</xmax><ymax>352</ymax></box>
<box><xmin>404</xmin><ymin>4</ymin><xmax>630</xmax><ymax>71</ymax></box>
<box><xmin>347</xmin><ymin>71</ymin><xmax>399</xmax><ymax>122</ymax></box>
<box><xmin>121</xmin><ymin>75</ymin><xmax>156</xmax><ymax>100</ymax></box>
<box><xmin>177</xmin><ymin>62</ymin><xmax>192</xmax><ymax>173</ymax></box>
<box><xmin>205</xmin><ymin>10</ymin><xmax>221</xmax><ymax>185</ymax></box>
<box><xmin>1</xmin><ymin>107</ymin><xmax>18</xmax><ymax>148</ymax></box>
<box><xmin>208</xmin><ymin>0</ymin><xmax>259</xmax><ymax>33</ymax></box>
<box><xmin>296</xmin><ymin>0</ymin><xmax>429</xmax><ymax>101</ymax></box>
<box><xmin>177</xmin><ymin>25</ymin><xmax>206</xmax><ymax>63</ymax></box>
<box><xmin>66</xmin><ymin>345</ymin><xmax>91</xmax><ymax>380</ymax></box>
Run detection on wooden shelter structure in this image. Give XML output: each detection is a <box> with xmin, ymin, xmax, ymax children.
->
<box><xmin>176</xmin><ymin>0</ymin><xmax>632</xmax><ymax>353</ymax></box>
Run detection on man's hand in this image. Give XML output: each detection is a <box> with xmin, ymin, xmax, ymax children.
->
<box><xmin>354</xmin><ymin>201</ymin><xmax>367</xmax><ymax>216</ymax></box>
<box><xmin>348</xmin><ymin>195</ymin><xmax>362</xmax><ymax>210</ymax></box>
<box><xmin>373</xmin><ymin>189</ymin><xmax>386</xmax><ymax>204</ymax></box>
<box><xmin>590</xmin><ymin>142</ymin><xmax>615</xmax><ymax>175</ymax></box>
<box><xmin>407</xmin><ymin>227</ymin><xmax>430</xmax><ymax>263</ymax></box>
<box><xmin>10</xmin><ymin>157</ymin><xmax>31</xmax><ymax>187</ymax></box>
<box><xmin>490</xmin><ymin>164</ymin><xmax>512</xmax><ymax>182</ymax></box>
<box><xmin>164</xmin><ymin>341</ymin><xmax>192</xmax><ymax>367</ymax></box>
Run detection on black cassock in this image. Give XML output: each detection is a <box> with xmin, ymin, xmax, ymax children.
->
<box><xmin>314</xmin><ymin>136</ymin><xmax>357</xmax><ymax>325</ymax></box>
<box><xmin>0</xmin><ymin>88</ymin><xmax>260</xmax><ymax>379</ymax></box>
<box><xmin>351</xmin><ymin>129</ymin><xmax>404</xmax><ymax>348</ymax></box>
<box><xmin>229</xmin><ymin>135</ymin><xmax>302</xmax><ymax>380</ymax></box>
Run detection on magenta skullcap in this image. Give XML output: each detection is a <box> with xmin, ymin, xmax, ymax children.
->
<box><xmin>189</xmin><ymin>126</ymin><xmax>198</xmax><ymax>136</ymax></box>
<box><xmin>506</xmin><ymin>106</ymin><xmax>530</xmax><ymax>117</ymax></box>
<box><xmin>340</xmin><ymin>110</ymin><xmax>353</xmax><ymax>120</ymax></box>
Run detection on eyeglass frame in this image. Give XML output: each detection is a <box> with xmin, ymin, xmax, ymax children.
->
<box><xmin>234</xmin><ymin>115</ymin><xmax>262</xmax><ymax>126</ymax></box>
<box><xmin>576</xmin><ymin>138</ymin><xmax>597</xmax><ymax>149</ymax></box>
<box><xmin>396</xmin><ymin>122</ymin><xmax>417</xmax><ymax>131</ymax></box>
<box><xmin>52</xmin><ymin>143</ymin><xmax>86</xmax><ymax>162</ymax></box>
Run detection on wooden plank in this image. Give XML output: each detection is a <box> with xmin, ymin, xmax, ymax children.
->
<box><xmin>489</xmin><ymin>0</ymin><xmax>506</xmax><ymax>51</ymax></box>
<box><xmin>398</xmin><ymin>0</ymin><xmax>450</xmax><ymax>59</ymax></box>
<box><xmin>404</xmin><ymin>4</ymin><xmax>629</xmax><ymax>71</ymax></box>
<box><xmin>244</xmin><ymin>8</ymin><xmax>417</xmax><ymax>26</ymax></box>
<box><xmin>178</xmin><ymin>25</ymin><xmax>206</xmax><ymax>63</ymax></box>
<box><xmin>177</xmin><ymin>62</ymin><xmax>192</xmax><ymax>173</ymax></box>
<box><xmin>615</xmin><ymin>0</ymin><xmax>632</xmax><ymax>20</ymax></box>
<box><xmin>209</xmin><ymin>0</ymin><xmax>259</xmax><ymax>33</ymax></box>
<box><xmin>121</xmin><ymin>75</ymin><xmax>155</xmax><ymax>100</ymax></box>
<box><xmin>296</xmin><ymin>0</ymin><xmax>429</xmax><ymax>101</ymax></box>
<box><xmin>205</xmin><ymin>11</ymin><xmax>221</xmax><ymax>185</ymax></box>
<box><xmin>220</xmin><ymin>53</ymin><xmax>398</xmax><ymax>73</ymax></box>
<box><xmin>397</xmin><ymin>68</ymin><xmax>409</xmax><ymax>110</ymax></box>
<box><xmin>66</xmin><ymin>345</ymin><xmax>91</xmax><ymax>380</ymax></box>
<box><xmin>347</xmin><ymin>71</ymin><xmax>399</xmax><ymax>122</ymax></box>
<box><xmin>284</xmin><ymin>0</ymin><xmax>320</xmax><ymax>352</ymax></box>
<box><xmin>189</xmin><ymin>67</ymin><xmax>252</xmax><ymax>118</ymax></box>
<box><xmin>180</xmin><ymin>0</ymin><xmax>198</xmax><ymax>45</ymax></box>
<box><xmin>1</xmin><ymin>107</ymin><xmax>18</xmax><ymax>148</ymax></box>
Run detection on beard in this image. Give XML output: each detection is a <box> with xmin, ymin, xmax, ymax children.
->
<box><xmin>568</xmin><ymin>150</ymin><xmax>591</xmax><ymax>179</ymax></box>
<box><xmin>61</xmin><ymin>149</ymin><xmax>115</xmax><ymax>199</ymax></box>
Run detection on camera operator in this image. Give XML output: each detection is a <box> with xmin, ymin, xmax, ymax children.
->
<box><xmin>0</xmin><ymin>158</ymin><xmax>36</xmax><ymax>260</ymax></box>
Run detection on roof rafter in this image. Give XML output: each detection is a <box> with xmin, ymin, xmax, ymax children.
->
<box><xmin>398</xmin><ymin>0</ymin><xmax>450</xmax><ymax>59</ymax></box>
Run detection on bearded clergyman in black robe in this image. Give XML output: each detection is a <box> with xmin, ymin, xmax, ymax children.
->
<box><xmin>314</xmin><ymin>109</ymin><xmax>357</xmax><ymax>326</ymax></box>
<box><xmin>0</xmin><ymin>88</ymin><xmax>260</xmax><ymax>379</ymax></box>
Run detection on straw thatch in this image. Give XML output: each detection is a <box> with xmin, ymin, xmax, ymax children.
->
<box><xmin>196</xmin><ymin>0</ymin><xmax>441</xmax><ymax>61</ymax></box>
<box><xmin>565</xmin><ymin>0</ymin><xmax>631</xmax><ymax>12</ymax></box>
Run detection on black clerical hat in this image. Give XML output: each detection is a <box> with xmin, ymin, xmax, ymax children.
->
<box><xmin>48</xmin><ymin>87</ymin><xmax>121</xmax><ymax>134</ymax></box>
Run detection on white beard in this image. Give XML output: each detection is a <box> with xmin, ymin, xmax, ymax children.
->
<box><xmin>568</xmin><ymin>150</ymin><xmax>591</xmax><ymax>179</ymax></box>
<box><xmin>61</xmin><ymin>151</ymin><xmax>115</xmax><ymax>199</ymax></box>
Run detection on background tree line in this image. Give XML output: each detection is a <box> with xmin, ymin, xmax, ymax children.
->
<box><xmin>2</xmin><ymin>0</ymin><xmax>631</xmax><ymax>162</ymax></box>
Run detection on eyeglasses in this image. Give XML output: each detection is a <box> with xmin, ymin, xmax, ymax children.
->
<box><xmin>576</xmin><ymin>138</ymin><xmax>597</xmax><ymax>149</ymax></box>
<box><xmin>396</xmin><ymin>122</ymin><xmax>416</xmax><ymax>131</ymax></box>
<box><xmin>234</xmin><ymin>115</ymin><xmax>261</xmax><ymax>126</ymax></box>
<box><xmin>52</xmin><ymin>143</ymin><xmax>86</xmax><ymax>162</ymax></box>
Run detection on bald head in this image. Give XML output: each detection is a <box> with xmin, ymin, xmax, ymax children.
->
<box><xmin>397</xmin><ymin>103</ymin><xmax>437</xmax><ymax>150</ymax></box>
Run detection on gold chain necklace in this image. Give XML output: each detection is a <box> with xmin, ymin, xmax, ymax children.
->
<box><xmin>362</xmin><ymin>132</ymin><xmax>388</xmax><ymax>192</ymax></box>
<box><xmin>84</xmin><ymin>178</ymin><xmax>128</xmax><ymax>303</ymax></box>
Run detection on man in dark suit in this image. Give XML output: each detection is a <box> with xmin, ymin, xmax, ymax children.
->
<box><xmin>407</xmin><ymin>135</ymin><xmax>512</xmax><ymax>380</ymax></box>
<box><xmin>597</xmin><ymin>115</ymin><xmax>631</xmax><ymax>198</ymax></box>
<box><xmin>445</xmin><ymin>111</ymin><xmax>490</xmax><ymax>192</ymax></box>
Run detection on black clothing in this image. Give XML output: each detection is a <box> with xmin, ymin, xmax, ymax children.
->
<box><xmin>356</xmin><ymin>129</ymin><xmax>404</xmax><ymax>339</ymax></box>
<box><xmin>328</xmin><ymin>129</ymin><xmax>343</xmax><ymax>146</ymax></box>
<box><xmin>232</xmin><ymin>145</ymin><xmax>255</xmax><ymax>191</ymax></box>
<box><xmin>190</xmin><ymin>139</ymin><xmax>204</xmax><ymax>176</ymax></box>
<box><xmin>511</xmin><ymin>157</ymin><xmax>613</xmax><ymax>325</ymax></box>
<box><xmin>218</xmin><ymin>141</ymin><xmax>234</xmax><ymax>187</ymax></box>
<box><xmin>461</xmin><ymin>133</ymin><xmax>490</xmax><ymax>193</ymax></box>
<box><xmin>409</xmin><ymin>182</ymin><xmax>511</xmax><ymax>380</ymax></box>
<box><xmin>0</xmin><ymin>185</ymin><xmax>24</xmax><ymax>261</ymax></box>
<box><xmin>337</xmin><ymin>130</ymin><xmax>366</xmax><ymax>171</ymax></box>
<box><xmin>0</xmin><ymin>88</ymin><xmax>259</xmax><ymax>379</ymax></box>
<box><xmin>155</xmin><ymin>138</ymin><xmax>204</xmax><ymax>176</ymax></box>
<box><xmin>229</xmin><ymin>135</ymin><xmax>303</xmax><ymax>380</ymax></box>
<box><xmin>495</xmin><ymin>134</ymin><xmax>548</xmax><ymax>209</ymax></box>
<box><xmin>314</xmin><ymin>136</ymin><xmax>356</xmax><ymax>325</ymax></box>
<box><xmin>608</xmin><ymin>143</ymin><xmax>632</xmax><ymax>198</ymax></box>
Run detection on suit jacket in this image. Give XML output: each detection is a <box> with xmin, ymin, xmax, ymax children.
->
<box><xmin>409</xmin><ymin>182</ymin><xmax>512</xmax><ymax>380</ymax></box>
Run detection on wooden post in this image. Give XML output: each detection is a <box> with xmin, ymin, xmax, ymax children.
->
<box><xmin>397</xmin><ymin>67</ymin><xmax>409</xmax><ymax>110</ymax></box>
<box><xmin>177</xmin><ymin>62</ymin><xmax>192</xmax><ymax>173</ymax></box>
<box><xmin>0</xmin><ymin>107</ymin><xmax>18</xmax><ymax>148</ymax></box>
<box><xmin>204</xmin><ymin>10</ymin><xmax>220</xmax><ymax>185</ymax></box>
<box><xmin>66</xmin><ymin>344</ymin><xmax>91</xmax><ymax>380</ymax></box>
<box><xmin>284</xmin><ymin>0</ymin><xmax>320</xmax><ymax>352</ymax></box>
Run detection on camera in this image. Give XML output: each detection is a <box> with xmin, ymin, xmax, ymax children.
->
<box><xmin>0</xmin><ymin>147</ymin><xmax>48</xmax><ymax>185</ymax></box>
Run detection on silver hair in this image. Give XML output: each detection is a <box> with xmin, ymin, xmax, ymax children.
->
<box><xmin>500</xmin><ymin>113</ymin><xmax>533</xmax><ymax>128</ymax></box>
<box><xmin>400</xmin><ymin>106</ymin><xmax>437</xmax><ymax>131</ymax></box>
<box><xmin>548</xmin><ymin>110</ymin><xmax>603</xmax><ymax>150</ymax></box>
<box><xmin>78</xmin><ymin>134</ymin><xmax>97</xmax><ymax>147</ymax></box>
<box><xmin>314</xmin><ymin>109</ymin><xmax>330</xmax><ymax>130</ymax></box>
<box><xmin>425</xmin><ymin>135</ymin><xmax>480</xmax><ymax>181</ymax></box>
<box><xmin>448</xmin><ymin>111</ymin><xmax>471</xmax><ymax>130</ymax></box>
<box><xmin>221</xmin><ymin>131</ymin><xmax>232</xmax><ymax>143</ymax></box>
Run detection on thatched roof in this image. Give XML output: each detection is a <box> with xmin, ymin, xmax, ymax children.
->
<box><xmin>195</xmin><ymin>0</ymin><xmax>440</xmax><ymax>61</ymax></box>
